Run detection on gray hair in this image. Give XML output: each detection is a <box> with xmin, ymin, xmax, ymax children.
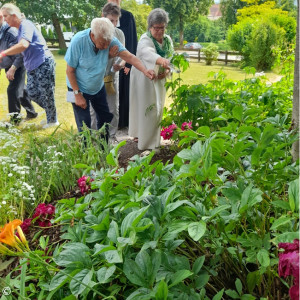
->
<box><xmin>91</xmin><ymin>17</ymin><xmax>114</xmax><ymax>41</ymax></box>
<box><xmin>1</xmin><ymin>3</ymin><xmax>22</xmax><ymax>19</ymax></box>
<box><xmin>102</xmin><ymin>2</ymin><xmax>121</xmax><ymax>18</ymax></box>
<box><xmin>147</xmin><ymin>8</ymin><xmax>169</xmax><ymax>30</ymax></box>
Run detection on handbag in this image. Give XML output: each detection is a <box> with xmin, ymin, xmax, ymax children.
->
<box><xmin>104</xmin><ymin>75</ymin><xmax>116</xmax><ymax>95</ymax></box>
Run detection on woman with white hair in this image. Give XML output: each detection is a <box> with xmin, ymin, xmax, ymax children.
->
<box><xmin>129</xmin><ymin>8</ymin><xmax>174</xmax><ymax>150</ymax></box>
<box><xmin>0</xmin><ymin>3</ymin><xmax>58</xmax><ymax>128</ymax></box>
<box><xmin>65</xmin><ymin>17</ymin><xmax>154</xmax><ymax>142</ymax></box>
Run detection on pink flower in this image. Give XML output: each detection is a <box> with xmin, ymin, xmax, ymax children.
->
<box><xmin>160</xmin><ymin>124</ymin><xmax>177</xmax><ymax>140</ymax></box>
<box><xmin>160</xmin><ymin>127</ymin><xmax>174</xmax><ymax>140</ymax></box>
<box><xmin>181</xmin><ymin>121</ymin><xmax>192</xmax><ymax>131</ymax></box>
<box><xmin>278</xmin><ymin>239</ymin><xmax>299</xmax><ymax>300</ymax></box>
<box><xmin>77</xmin><ymin>176</ymin><xmax>94</xmax><ymax>195</ymax></box>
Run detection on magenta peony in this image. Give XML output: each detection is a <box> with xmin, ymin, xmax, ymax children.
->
<box><xmin>77</xmin><ymin>176</ymin><xmax>94</xmax><ymax>195</ymax></box>
<box><xmin>278</xmin><ymin>239</ymin><xmax>299</xmax><ymax>300</ymax></box>
<box><xmin>181</xmin><ymin>121</ymin><xmax>192</xmax><ymax>131</ymax></box>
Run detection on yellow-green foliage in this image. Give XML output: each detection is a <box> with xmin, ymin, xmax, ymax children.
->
<box><xmin>121</xmin><ymin>0</ymin><xmax>152</xmax><ymax>39</ymax></box>
<box><xmin>227</xmin><ymin>1</ymin><xmax>296</xmax><ymax>70</ymax></box>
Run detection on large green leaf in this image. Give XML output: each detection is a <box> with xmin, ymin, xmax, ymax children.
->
<box><xmin>239</xmin><ymin>184</ymin><xmax>262</xmax><ymax>214</ymax></box>
<box><xmin>257</xmin><ymin>249</ymin><xmax>270</xmax><ymax>267</ymax></box>
<box><xmin>192</xmin><ymin>256</ymin><xmax>205</xmax><ymax>275</ymax></box>
<box><xmin>121</xmin><ymin>206</ymin><xmax>149</xmax><ymax>236</ymax></box>
<box><xmin>54</xmin><ymin>243</ymin><xmax>91</xmax><ymax>268</ymax></box>
<box><xmin>96</xmin><ymin>266</ymin><xmax>116</xmax><ymax>283</ymax></box>
<box><xmin>155</xmin><ymin>280</ymin><xmax>168</xmax><ymax>300</ymax></box>
<box><xmin>288</xmin><ymin>179</ymin><xmax>299</xmax><ymax>212</ymax></box>
<box><xmin>169</xmin><ymin>270</ymin><xmax>193</xmax><ymax>288</ymax></box>
<box><xmin>69</xmin><ymin>269</ymin><xmax>93</xmax><ymax>297</ymax></box>
<box><xmin>107</xmin><ymin>220</ymin><xmax>119</xmax><ymax>243</ymax></box>
<box><xmin>188</xmin><ymin>221</ymin><xmax>206</xmax><ymax>241</ymax></box>
<box><xmin>123</xmin><ymin>258</ymin><xmax>148</xmax><ymax>288</ymax></box>
<box><xmin>213</xmin><ymin>288</ymin><xmax>224</xmax><ymax>300</ymax></box>
<box><xmin>270</xmin><ymin>216</ymin><xmax>293</xmax><ymax>231</ymax></box>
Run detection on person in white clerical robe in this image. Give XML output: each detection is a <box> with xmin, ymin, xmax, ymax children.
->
<box><xmin>129</xmin><ymin>8</ymin><xmax>174</xmax><ymax>150</ymax></box>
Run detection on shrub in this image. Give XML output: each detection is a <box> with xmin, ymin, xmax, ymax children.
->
<box><xmin>202</xmin><ymin>43</ymin><xmax>219</xmax><ymax>65</ymax></box>
<box><xmin>57</xmin><ymin>48</ymin><xmax>67</xmax><ymax>55</ymax></box>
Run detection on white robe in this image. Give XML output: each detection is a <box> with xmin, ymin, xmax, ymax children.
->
<box><xmin>129</xmin><ymin>33</ymin><xmax>172</xmax><ymax>150</ymax></box>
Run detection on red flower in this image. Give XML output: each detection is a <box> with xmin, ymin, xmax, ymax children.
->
<box><xmin>181</xmin><ymin>121</ymin><xmax>192</xmax><ymax>131</ymax></box>
<box><xmin>77</xmin><ymin>176</ymin><xmax>94</xmax><ymax>195</ymax></box>
<box><xmin>160</xmin><ymin>124</ymin><xmax>177</xmax><ymax>140</ymax></box>
<box><xmin>20</xmin><ymin>218</ymin><xmax>32</xmax><ymax>234</ymax></box>
<box><xmin>278</xmin><ymin>239</ymin><xmax>299</xmax><ymax>300</ymax></box>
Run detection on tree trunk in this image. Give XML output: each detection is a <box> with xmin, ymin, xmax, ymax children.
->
<box><xmin>291</xmin><ymin>6</ymin><xmax>299</xmax><ymax>161</ymax></box>
<box><xmin>51</xmin><ymin>13</ymin><xmax>66</xmax><ymax>49</ymax></box>
<box><xmin>179</xmin><ymin>16</ymin><xmax>184</xmax><ymax>47</ymax></box>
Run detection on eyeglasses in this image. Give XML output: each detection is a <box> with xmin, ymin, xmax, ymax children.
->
<box><xmin>152</xmin><ymin>26</ymin><xmax>166</xmax><ymax>32</ymax></box>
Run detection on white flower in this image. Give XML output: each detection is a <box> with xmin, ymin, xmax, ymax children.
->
<box><xmin>2</xmin><ymin>201</ymin><xmax>6</xmax><ymax>205</ymax></box>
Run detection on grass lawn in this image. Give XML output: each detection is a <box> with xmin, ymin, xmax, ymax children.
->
<box><xmin>0</xmin><ymin>52</ymin><xmax>280</xmax><ymax>131</ymax></box>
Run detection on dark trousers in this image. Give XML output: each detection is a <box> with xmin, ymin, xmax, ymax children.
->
<box><xmin>71</xmin><ymin>85</ymin><xmax>113</xmax><ymax>142</ymax></box>
<box><xmin>6</xmin><ymin>65</ymin><xmax>36</xmax><ymax>116</ymax></box>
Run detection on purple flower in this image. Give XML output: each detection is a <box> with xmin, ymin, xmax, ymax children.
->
<box><xmin>181</xmin><ymin>121</ymin><xmax>192</xmax><ymax>131</ymax></box>
<box><xmin>20</xmin><ymin>218</ymin><xmax>32</xmax><ymax>234</ymax></box>
<box><xmin>278</xmin><ymin>239</ymin><xmax>299</xmax><ymax>300</ymax></box>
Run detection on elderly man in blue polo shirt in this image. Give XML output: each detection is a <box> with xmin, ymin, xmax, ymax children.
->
<box><xmin>65</xmin><ymin>17</ymin><xmax>154</xmax><ymax>142</ymax></box>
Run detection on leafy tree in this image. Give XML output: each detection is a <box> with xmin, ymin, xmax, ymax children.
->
<box><xmin>184</xmin><ymin>16</ymin><xmax>225</xmax><ymax>43</ymax></box>
<box><xmin>226</xmin><ymin>1</ymin><xmax>296</xmax><ymax>70</ymax></box>
<box><xmin>121</xmin><ymin>0</ymin><xmax>152</xmax><ymax>39</ymax></box>
<box><xmin>220</xmin><ymin>0</ymin><xmax>245</xmax><ymax>27</ymax></box>
<box><xmin>146</xmin><ymin>0</ymin><xmax>213</xmax><ymax>46</ymax></box>
<box><xmin>3</xmin><ymin>0</ymin><xmax>106</xmax><ymax>49</ymax></box>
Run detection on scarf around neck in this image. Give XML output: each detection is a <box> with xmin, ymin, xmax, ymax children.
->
<box><xmin>147</xmin><ymin>31</ymin><xmax>173</xmax><ymax>58</ymax></box>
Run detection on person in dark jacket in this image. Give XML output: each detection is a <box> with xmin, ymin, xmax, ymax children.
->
<box><xmin>0</xmin><ymin>9</ymin><xmax>37</xmax><ymax>123</ymax></box>
<box><xmin>108</xmin><ymin>0</ymin><xmax>138</xmax><ymax>129</ymax></box>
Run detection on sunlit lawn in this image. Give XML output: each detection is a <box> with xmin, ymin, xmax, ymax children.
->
<box><xmin>0</xmin><ymin>52</ymin><xmax>280</xmax><ymax>131</ymax></box>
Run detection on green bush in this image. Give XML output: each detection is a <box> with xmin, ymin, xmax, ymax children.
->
<box><xmin>202</xmin><ymin>43</ymin><xmax>219</xmax><ymax>65</ymax></box>
<box><xmin>57</xmin><ymin>48</ymin><xmax>67</xmax><ymax>56</ymax></box>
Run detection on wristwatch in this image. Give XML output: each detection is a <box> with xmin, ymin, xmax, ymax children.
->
<box><xmin>73</xmin><ymin>90</ymin><xmax>80</xmax><ymax>95</ymax></box>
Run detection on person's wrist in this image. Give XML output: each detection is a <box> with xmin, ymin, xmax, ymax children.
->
<box><xmin>10</xmin><ymin>65</ymin><xmax>17</xmax><ymax>71</ymax></box>
<box><xmin>0</xmin><ymin>51</ymin><xmax>7</xmax><ymax>58</ymax></box>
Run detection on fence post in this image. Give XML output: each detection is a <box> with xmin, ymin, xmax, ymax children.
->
<box><xmin>198</xmin><ymin>49</ymin><xmax>200</xmax><ymax>62</ymax></box>
<box><xmin>225</xmin><ymin>50</ymin><xmax>228</xmax><ymax>65</ymax></box>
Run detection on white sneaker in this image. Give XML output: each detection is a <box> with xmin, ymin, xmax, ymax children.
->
<box><xmin>42</xmin><ymin>121</ymin><xmax>60</xmax><ymax>129</ymax></box>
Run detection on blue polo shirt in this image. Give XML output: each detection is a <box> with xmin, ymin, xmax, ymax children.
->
<box><xmin>65</xmin><ymin>29</ymin><xmax>126</xmax><ymax>95</ymax></box>
<box><xmin>18</xmin><ymin>19</ymin><xmax>51</xmax><ymax>72</ymax></box>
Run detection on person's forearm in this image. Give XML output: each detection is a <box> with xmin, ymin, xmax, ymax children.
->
<box><xmin>119</xmin><ymin>51</ymin><xmax>147</xmax><ymax>74</ymax></box>
<box><xmin>66</xmin><ymin>65</ymin><xmax>80</xmax><ymax>91</ymax></box>
<box><xmin>0</xmin><ymin>39</ymin><xmax>29</xmax><ymax>57</ymax></box>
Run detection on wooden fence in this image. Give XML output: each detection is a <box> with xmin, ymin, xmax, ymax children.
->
<box><xmin>177</xmin><ymin>49</ymin><xmax>242</xmax><ymax>65</ymax></box>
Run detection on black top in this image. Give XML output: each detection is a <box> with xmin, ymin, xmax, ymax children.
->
<box><xmin>118</xmin><ymin>9</ymin><xmax>138</xmax><ymax>68</ymax></box>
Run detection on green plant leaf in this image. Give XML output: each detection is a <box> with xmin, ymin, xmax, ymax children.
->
<box><xmin>233</xmin><ymin>105</ymin><xmax>243</xmax><ymax>122</ymax></box>
<box><xmin>121</xmin><ymin>206</ymin><xmax>149</xmax><ymax>236</ymax></box>
<box><xmin>155</xmin><ymin>280</ymin><xmax>168</xmax><ymax>300</ymax></box>
<box><xmin>96</xmin><ymin>266</ymin><xmax>116</xmax><ymax>283</ymax></box>
<box><xmin>195</xmin><ymin>272</ymin><xmax>210</xmax><ymax>289</ymax></box>
<box><xmin>104</xmin><ymin>250</ymin><xmax>123</xmax><ymax>263</ymax></box>
<box><xmin>188</xmin><ymin>221</ymin><xmax>206</xmax><ymax>241</ymax></box>
<box><xmin>288</xmin><ymin>179</ymin><xmax>299</xmax><ymax>212</ymax></box>
<box><xmin>235</xmin><ymin>278</ymin><xmax>243</xmax><ymax>296</ymax></box>
<box><xmin>225</xmin><ymin>289</ymin><xmax>240</xmax><ymax>299</ymax></box>
<box><xmin>247</xmin><ymin>271</ymin><xmax>260</xmax><ymax>293</ymax></box>
<box><xmin>192</xmin><ymin>256</ymin><xmax>205</xmax><ymax>275</ymax></box>
<box><xmin>270</xmin><ymin>216</ymin><xmax>293</xmax><ymax>230</ymax></box>
<box><xmin>213</xmin><ymin>288</ymin><xmax>224</xmax><ymax>300</ymax></box>
<box><xmin>54</xmin><ymin>243</ymin><xmax>91</xmax><ymax>268</ymax></box>
<box><xmin>69</xmin><ymin>269</ymin><xmax>93</xmax><ymax>297</ymax></box>
<box><xmin>241</xmin><ymin>295</ymin><xmax>256</xmax><ymax>300</ymax></box>
<box><xmin>123</xmin><ymin>258</ymin><xmax>148</xmax><ymax>288</ymax></box>
<box><xmin>107</xmin><ymin>220</ymin><xmax>119</xmax><ymax>243</ymax></box>
<box><xmin>169</xmin><ymin>270</ymin><xmax>193</xmax><ymax>288</ymax></box>
<box><xmin>257</xmin><ymin>249</ymin><xmax>270</xmax><ymax>267</ymax></box>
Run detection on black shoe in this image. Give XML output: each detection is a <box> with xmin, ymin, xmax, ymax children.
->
<box><xmin>25</xmin><ymin>112</ymin><xmax>38</xmax><ymax>120</ymax></box>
